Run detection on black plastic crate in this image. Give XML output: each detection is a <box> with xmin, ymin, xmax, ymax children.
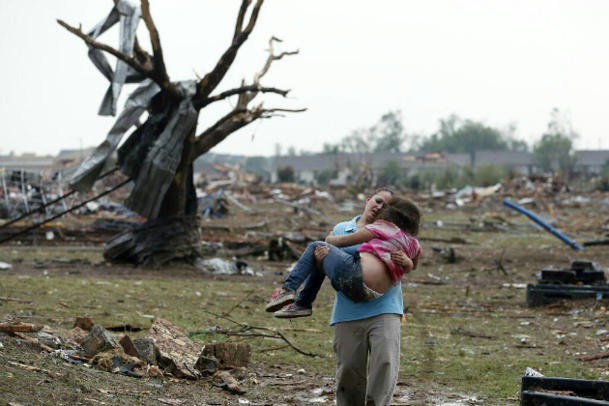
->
<box><xmin>526</xmin><ymin>284</ymin><xmax>609</xmax><ymax>307</ymax></box>
<box><xmin>521</xmin><ymin>375</ymin><xmax>609</xmax><ymax>405</ymax></box>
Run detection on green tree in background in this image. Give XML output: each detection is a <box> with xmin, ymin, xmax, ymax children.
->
<box><xmin>322</xmin><ymin>143</ymin><xmax>340</xmax><ymax>155</ymax></box>
<box><xmin>244</xmin><ymin>156</ymin><xmax>269</xmax><ymax>178</ymax></box>
<box><xmin>377</xmin><ymin>160</ymin><xmax>404</xmax><ymax>186</ymax></box>
<box><xmin>437</xmin><ymin>164</ymin><xmax>465</xmax><ymax>190</ymax></box>
<box><xmin>334</xmin><ymin>109</ymin><xmax>409</xmax><ymax>154</ymax></box>
<box><xmin>473</xmin><ymin>164</ymin><xmax>508</xmax><ymax>186</ymax></box>
<box><xmin>419</xmin><ymin>115</ymin><xmax>512</xmax><ymax>156</ymax></box>
<box><xmin>277</xmin><ymin>166</ymin><xmax>295</xmax><ymax>183</ymax></box>
<box><xmin>340</xmin><ymin>128</ymin><xmax>375</xmax><ymax>154</ymax></box>
<box><xmin>315</xmin><ymin>169</ymin><xmax>338</xmax><ymax>186</ymax></box>
<box><xmin>599</xmin><ymin>159</ymin><xmax>609</xmax><ymax>191</ymax></box>
<box><xmin>533</xmin><ymin>108</ymin><xmax>577</xmax><ymax>174</ymax></box>
<box><xmin>373</xmin><ymin>110</ymin><xmax>406</xmax><ymax>153</ymax></box>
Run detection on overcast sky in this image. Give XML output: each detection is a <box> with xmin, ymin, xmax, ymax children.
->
<box><xmin>1</xmin><ymin>0</ymin><xmax>609</xmax><ymax>157</ymax></box>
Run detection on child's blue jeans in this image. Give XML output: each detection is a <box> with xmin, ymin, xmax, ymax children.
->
<box><xmin>283</xmin><ymin>241</ymin><xmax>366</xmax><ymax>307</ymax></box>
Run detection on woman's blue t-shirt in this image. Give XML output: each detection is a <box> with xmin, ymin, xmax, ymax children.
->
<box><xmin>330</xmin><ymin>216</ymin><xmax>404</xmax><ymax>325</ymax></box>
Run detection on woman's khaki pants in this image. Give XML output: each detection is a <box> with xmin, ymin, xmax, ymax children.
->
<box><xmin>333</xmin><ymin>313</ymin><xmax>402</xmax><ymax>406</ymax></box>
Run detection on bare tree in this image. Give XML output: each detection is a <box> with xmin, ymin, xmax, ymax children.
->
<box><xmin>58</xmin><ymin>0</ymin><xmax>303</xmax><ymax>265</ymax></box>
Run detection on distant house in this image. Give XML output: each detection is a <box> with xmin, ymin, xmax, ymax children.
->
<box><xmin>53</xmin><ymin>148</ymin><xmax>97</xmax><ymax>179</ymax></box>
<box><xmin>575</xmin><ymin>150</ymin><xmax>609</xmax><ymax>175</ymax></box>
<box><xmin>55</xmin><ymin>149</ymin><xmax>91</xmax><ymax>166</ymax></box>
<box><xmin>194</xmin><ymin>153</ymin><xmax>247</xmax><ymax>173</ymax></box>
<box><xmin>270</xmin><ymin>152</ymin><xmax>472</xmax><ymax>185</ymax></box>
<box><xmin>270</xmin><ymin>154</ymin><xmax>347</xmax><ymax>184</ymax></box>
<box><xmin>0</xmin><ymin>153</ymin><xmax>55</xmax><ymax>173</ymax></box>
<box><xmin>472</xmin><ymin>150</ymin><xmax>534</xmax><ymax>175</ymax></box>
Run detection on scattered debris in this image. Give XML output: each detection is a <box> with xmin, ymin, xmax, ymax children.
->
<box><xmin>202</xmin><ymin>342</ymin><xmax>251</xmax><ymax>369</ymax></box>
<box><xmin>520</xmin><ymin>372</ymin><xmax>609</xmax><ymax>404</ymax></box>
<box><xmin>0</xmin><ymin>322</ymin><xmax>44</xmax><ymax>333</ymax></box>
<box><xmin>1</xmin><ymin>311</ymin><xmax>314</xmax><ymax>397</ymax></box>
<box><xmin>583</xmin><ymin>239</ymin><xmax>609</xmax><ymax>247</ymax></box>
<box><xmin>148</xmin><ymin>317</ymin><xmax>202</xmax><ymax>380</ymax></box>
<box><xmin>74</xmin><ymin>315</ymin><xmax>95</xmax><ymax>331</ymax></box>
<box><xmin>213</xmin><ymin>370</ymin><xmax>246</xmax><ymax>394</ymax></box>
<box><xmin>0</xmin><ymin>296</ymin><xmax>32</xmax><ymax>304</ymax></box>
<box><xmin>196</xmin><ymin>258</ymin><xmax>255</xmax><ymax>276</ymax></box>
<box><xmin>7</xmin><ymin>360</ymin><xmax>62</xmax><ymax>379</ymax></box>
<box><xmin>527</xmin><ymin>261</ymin><xmax>609</xmax><ymax>307</ymax></box>
<box><xmin>201</xmin><ymin>310</ymin><xmax>319</xmax><ymax>357</ymax></box>
<box><xmin>81</xmin><ymin>325</ymin><xmax>120</xmax><ymax>357</ymax></box>
<box><xmin>503</xmin><ymin>199</ymin><xmax>584</xmax><ymax>250</ymax></box>
<box><xmin>450</xmin><ymin>327</ymin><xmax>495</xmax><ymax>340</ymax></box>
<box><xmin>535</xmin><ymin>260</ymin><xmax>605</xmax><ymax>285</ymax></box>
<box><xmin>92</xmin><ymin>347</ymin><xmax>145</xmax><ymax>378</ymax></box>
<box><xmin>431</xmin><ymin>246</ymin><xmax>457</xmax><ymax>263</ymax></box>
<box><xmin>132</xmin><ymin>337</ymin><xmax>160</xmax><ymax>366</ymax></box>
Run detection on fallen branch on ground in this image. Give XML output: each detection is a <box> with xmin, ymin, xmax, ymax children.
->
<box><xmin>7</xmin><ymin>360</ymin><xmax>62</xmax><ymax>378</ymax></box>
<box><xmin>450</xmin><ymin>327</ymin><xmax>495</xmax><ymax>339</ymax></box>
<box><xmin>13</xmin><ymin>331</ymin><xmax>54</xmax><ymax>353</ymax></box>
<box><xmin>267</xmin><ymin>379</ymin><xmax>312</xmax><ymax>386</ymax></box>
<box><xmin>200</xmin><ymin>310</ymin><xmax>319</xmax><ymax>357</ymax></box>
<box><xmin>0</xmin><ymin>296</ymin><xmax>33</xmax><ymax>304</ymax></box>
<box><xmin>580</xmin><ymin>351</ymin><xmax>609</xmax><ymax>362</ymax></box>
<box><xmin>0</xmin><ymin>323</ymin><xmax>44</xmax><ymax>333</ymax></box>
<box><xmin>258</xmin><ymin>344</ymin><xmax>289</xmax><ymax>353</ymax></box>
<box><xmin>221</xmin><ymin>289</ymin><xmax>256</xmax><ymax>317</ymax></box>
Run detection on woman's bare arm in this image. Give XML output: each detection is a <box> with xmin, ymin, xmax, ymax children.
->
<box><xmin>391</xmin><ymin>251</ymin><xmax>415</xmax><ymax>272</ymax></box>
<box><xmin>325</xmin><ymin>228</ymin><xmax>375</xmax><ymax>247</ymax></box>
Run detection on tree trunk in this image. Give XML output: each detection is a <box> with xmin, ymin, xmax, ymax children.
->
<box><xmin>103</xmin><ymin>215</ymin><xmax>201</xmax><ymax>267</ymax></box>
<box><xmin>104</xmin><ymin>96</ymin><xmax>202</xmax><ymax>266</ymax></box>
<box><xmin>158</xmin><ymin>132</ymin><xmax>198</xmax><ymax>219</ymax></box>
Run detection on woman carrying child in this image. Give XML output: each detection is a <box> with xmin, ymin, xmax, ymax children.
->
<box><xmin>265</xmin><ymin>196</ymin><xmax>421</xmax><ymax>317</ymax></box>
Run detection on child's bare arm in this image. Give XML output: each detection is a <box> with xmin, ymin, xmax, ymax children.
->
<box><xmin>325</xmin><ymin>228</ymin><xmax>375</xmax><ymax>247</ymax></box>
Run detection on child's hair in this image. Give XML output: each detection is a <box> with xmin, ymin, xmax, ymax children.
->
<box><xmin>378</xmin><ymin>197</ymin><xmax>421</xmax><ymax>236</ymax></box>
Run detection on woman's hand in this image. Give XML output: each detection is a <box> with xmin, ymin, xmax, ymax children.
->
<box><xmin>391</xmin><ymin>251</ymin><xmax>414</xmax><ymax>274</ymax></box>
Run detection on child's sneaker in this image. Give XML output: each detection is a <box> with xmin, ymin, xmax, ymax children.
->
<box><xmin>265</xmin><ymin>288</ymin><xmax>296</xmax><ymax>312</ymax></box>
<box><xmin>273</xmin><ymin>303</ymin><xmax>312</xmax><ymax>318</ymax></box>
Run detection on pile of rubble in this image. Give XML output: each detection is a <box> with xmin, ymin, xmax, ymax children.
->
<box><xmin>1</xmin><ymin>316</ymin><xmax>251</xmax><ymax>394</ymax></box>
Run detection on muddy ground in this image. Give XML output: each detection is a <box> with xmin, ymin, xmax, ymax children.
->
<box><xmin>2</xmin><ymin>192</ymin><xmax>609</xmax><ymax>405</ymax></box>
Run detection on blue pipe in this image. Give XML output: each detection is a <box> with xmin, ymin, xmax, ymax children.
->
<box><xmin>502</xmin><ymin>200</ymin><xmax>584</xmax><ymax>251</ymax></box>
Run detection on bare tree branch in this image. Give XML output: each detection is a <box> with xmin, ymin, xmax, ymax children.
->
<box><xmin>193</xmin><ymin>105</ymin><xmax>306</xmax><ymax>157</ymax></box>
<box><xmin>233</xmin><ymin>0</ymin><xmax>251</xmax><ymax>39</ymax></box>
<box><xmin>194</xmin><ymin>0</ymin><xmax>264</xmax><ymax>102</ymax></box>
<box><xmin>194</xmin><ymin>85</ymin><xmax>290</xmax><ymax>109</ymax></box>
<box><xmin>260</xmin><ymin>107</ymin><xmax>307</xmax><ymax>115</ymax></box>
<box><xmin>241</xmin><ymin>0</ymin><xmax>264</xmax><ymax>37</ymax></box>
<box><xmin>238</xmin><ymin>36</ymin><xmax>299</xmax><ymax>109</ymax></box>
<box><xmin>255</xmin><ymin>37</ymin><xmax>299</xmax><ymax>83</ymax></box>
<box><xmin>57</xmin><ymin>19</ymin><xmax>151</xmax><ymax>76</ymax></box>
<box><xmin>133</xmin><ymin>37</ymin><xmax>153</xmax><ymax>68</ymax></box>
<box><xmin>140</xmin><ymin>0</ymin><xmax>171</xmax><ymax>87</ymax></box>
<box><xmin>194</xmin><ymin>108</ymin><xmax>258</xmax><ymax>156</ymax></box>
<box><xmin>193</xmin><ymin>33</ymin><xmax>303</xmax><ymax>157</ymax></box>
<box><xmin>200</xmin><ymin>310</ymin><xmax>319</xmax><ymax>357</ymax></box>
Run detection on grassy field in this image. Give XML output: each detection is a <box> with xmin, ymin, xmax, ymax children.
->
<box><xmin>1</xmin><ymin>198</ymin><xmax>609</xmax><ymax>404</ymax></box>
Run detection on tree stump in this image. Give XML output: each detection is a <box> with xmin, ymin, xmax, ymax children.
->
<box><xmin>103</xmin><ymin>216</ymin><xmax>201</xmax><ymax>266</ymax></box>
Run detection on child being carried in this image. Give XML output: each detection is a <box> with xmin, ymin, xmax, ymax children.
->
<box><xmin>265</xmin><ymin>197</ymin><xmax>422</xmax><ymax>318</ymax></box>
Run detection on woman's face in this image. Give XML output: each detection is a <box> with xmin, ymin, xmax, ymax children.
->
<box><xmin>363</xmin><ymin>191</ymin><xmax>392</xmax><ymax>223</ymax></box>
